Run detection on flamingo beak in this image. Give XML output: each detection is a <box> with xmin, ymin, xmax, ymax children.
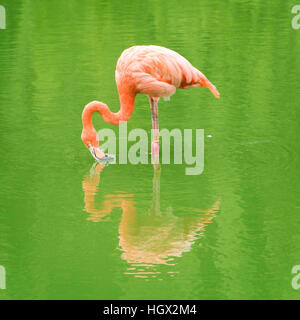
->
<box><xmin>88</xmin><ymin>144</ymin><xmax>115</xmax><ymax>163</ymax></box>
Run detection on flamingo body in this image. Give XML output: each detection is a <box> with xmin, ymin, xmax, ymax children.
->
<box><xmin>81</xmin><ymin>45</ymin><xmax>219</xmax><ymax>161</ymax></box>
<box><xmin>116</xmin><ymin>45</ymin><xmax>219</xmax><ymax>98</ymax></box>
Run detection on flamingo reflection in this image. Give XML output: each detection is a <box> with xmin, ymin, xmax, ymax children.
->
<box><xmin>82</xmin><ymin>163</ymin><xmax>220</xmax><ymax>277</ymax></box>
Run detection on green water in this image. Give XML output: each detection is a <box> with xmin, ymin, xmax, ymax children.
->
<box><xmin>0</xmin><ymin>0</ymin><xmax>299</xmax><ymax>300</ymax></box>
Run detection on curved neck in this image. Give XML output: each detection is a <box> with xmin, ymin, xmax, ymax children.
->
<box><xmin>82</xmin><ymin>89</ymin><xmax>136</xmax><ymax>129</ymax></box>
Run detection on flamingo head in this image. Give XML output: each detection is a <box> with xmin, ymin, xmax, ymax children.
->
<box><xmin>81</xmin><ymin>128</ymin><xmax>114</xmax><ymax>162</ymax></box>
<box><xmin>81</xmin><ymin>128</ymin><xmax>103</xmax><ymax>159</ymax></box>
<box><xmin>81</xmin><ymin>127</ymin><xmax>99</xmax><ymax>149</ymax></box>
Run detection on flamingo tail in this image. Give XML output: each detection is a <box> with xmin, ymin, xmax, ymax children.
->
<box><xmin>199</xmin><ymin>76</ymin><xmax>220</xmax><ymax>98</ymax></box>
<box><xmin>208</xmin><ymin>82</ymin><xmax>220</xmax><ymax>98</ymax></box>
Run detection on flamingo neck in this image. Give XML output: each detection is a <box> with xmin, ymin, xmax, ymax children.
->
<box><xmin>82</xmin><ymin>90</ymin><xmax>136</xmax><ymax>130</ymax></box>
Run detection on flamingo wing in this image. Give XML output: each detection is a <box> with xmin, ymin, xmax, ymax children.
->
<box><xmin>116</xmin><ymin>45</ymin><xmax>219</xmax><ymax>98</ymax></box>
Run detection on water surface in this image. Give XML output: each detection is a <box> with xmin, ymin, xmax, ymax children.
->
<box><xmin>0</xmin><ymin>0</ymin><xmax>299</xmax><ymax>299</ymax></box>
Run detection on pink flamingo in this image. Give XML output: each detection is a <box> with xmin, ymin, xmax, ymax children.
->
<box><xmin>81</xmin><ymin>45</ymin><xmax>219</xmax><ymax>161</ymax></box>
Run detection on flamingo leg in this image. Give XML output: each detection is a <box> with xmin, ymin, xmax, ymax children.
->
<box><xmin>149</xmin><ymin>96</ymin><xmax>160</xmax><ymax>165</ymax></box>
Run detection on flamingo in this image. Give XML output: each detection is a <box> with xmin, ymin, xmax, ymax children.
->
<box><xmin>81</xmin><ymin>45</ymin><xmax>219</xmax><ymax>162</ymax></box>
